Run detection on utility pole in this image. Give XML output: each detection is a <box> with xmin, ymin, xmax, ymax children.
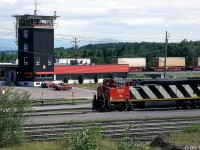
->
<box><xmin>164</xmin><ymin>31</ymin><xmax>169</xmax><ymax>78</ymax></box>
<box><xmin>71</xmin><ymin>37</ymin><xmax>79</xmax><ymax>60</ymax></box>
<box><xmin>34</xmin><ymin>0</ymin><xmax>38</xmax><ymax>15</ymax></box>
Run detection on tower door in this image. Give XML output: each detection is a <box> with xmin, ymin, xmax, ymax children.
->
<box><xmin>11</xmin><ymin>72</ymin><xmax>14</xmax><ymax>82</ymax></box>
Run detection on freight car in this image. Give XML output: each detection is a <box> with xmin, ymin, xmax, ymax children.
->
<box><xmin>92</xmin><ymin>78</ymin><xmax>200</xmax><ymax>111</ymax></box>
<box><xmin>113</xmin><ymin>57</ymin><xmax>200</xmax><ymax>72</ymax></box>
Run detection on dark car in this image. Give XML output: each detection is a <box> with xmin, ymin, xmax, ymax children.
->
<box><xmin>54</xmin><ymin>83</ymin><xmax>72</xmax><ymax>91</ymax></box>
<box><xmin>41</xmin><ymin>81</ymin><xmax>55</xmax><ymax>88</ymax></box>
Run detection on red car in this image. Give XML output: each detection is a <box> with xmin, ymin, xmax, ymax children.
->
<box><xmin>41</xmin><ymin>81</ymin><xmax>55</xmax><ymax>88</ymax></box>
<box><xmin>54</xmin><ymin>83</ymin><xmax>72</xmax><ymax>91</ymax></box>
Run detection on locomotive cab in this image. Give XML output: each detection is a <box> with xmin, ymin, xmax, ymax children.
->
<box><xmin>93</xmin><ymin>78</ymin><xmax>133</xmax><ymax>111</ymax></box>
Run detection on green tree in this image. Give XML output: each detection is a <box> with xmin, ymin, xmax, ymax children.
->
<box><xmin>63</xmin><ymin>77</ymin><xmax>68</xmax><ymax>83</ymax></box>
<box><xmin>0</xmin><ymin>88</ymin><xmax>32</xmax><ymax>148</ymax></box>
<box><xmin>94</xmin><ymin>74</ymin><xmax>98</xmax><ymax>83</ymax></box>
<box><xmin>78</xmin><ymin>75</ymin><xmax>84</xmax><ymax>84</ymax></box>
<box><xmin>109</xmin><ymin>73</ymin><xmax>113</xmax><ymax>79</ymax></box>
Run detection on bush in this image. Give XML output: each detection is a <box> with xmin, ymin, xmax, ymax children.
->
<box><xmin>118</xmin><ymin>125</ymin><xmax>144</xmax><ymax>150</ymax></box>
<box><xmin>0</xmin><ymin>87</ymin><xmax>32</xmax><ymax>148</ymax></box>
<box><xmin>68</xmin><ymin>124</ymin><xmax>102</xmax><ymax>150</ymax></box>
<box><xmin>63</xmin><ymin>77</ymin><xmax>68</xmax><ymax>83</ymax></box>
<box><xmin>78</xmin><ymin>75</ymin><xmax>84</xmax><ymax>84</ymax></box>
<box><xmin>94</xmin><ymin>74</ymin><xmax>98</xmax><ymax>83</ymax></box>
<box><xmin>109</xmin><ymin>73</ymin><xmax>113</xmax><ymax>79</ymax></box>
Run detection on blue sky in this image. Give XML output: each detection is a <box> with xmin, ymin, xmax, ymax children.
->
<box><xmin>0</xmin><ymin>0</ymin><xmax>200</xmax><ymax>50</ymax></box>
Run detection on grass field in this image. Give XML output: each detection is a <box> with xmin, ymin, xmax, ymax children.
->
<box><xmin>71</xmin><ymin>83</ymin><xmax>102</xmax><ymax>90</ymax></box>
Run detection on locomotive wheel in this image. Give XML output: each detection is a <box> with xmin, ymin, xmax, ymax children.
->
<box><xmin>118</xmin><ymin>103</ymin><xmax>126</xmax><ymax>111</ymax></box>
<box><xmin>137</xmin><ymin>102</ymin><xmax>145</xmax><ymax>109</ymax></box>
<box><xmin>176</xmin><ymin>101</ymin><xmax>181</xmax><ymax>109</ymax></box>
<box><xmin>110</xmin><ymin>104</ymin><xmax>116</xmax><ymax>111</ymax></box>
<box><xmin>182</xmin><ymin>102</ymin><xmax>188</xmax><ymax>109</ymax></box>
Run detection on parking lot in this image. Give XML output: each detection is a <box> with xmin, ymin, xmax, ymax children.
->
<box><xmin>10</xmin><ymin>86</ymin><xmax>96</xmax><ymax>100</ymax></box>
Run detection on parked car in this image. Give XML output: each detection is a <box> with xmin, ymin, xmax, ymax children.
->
<box><xmin>54</xmin><ymin>83</ymin><xmax>72</xmax><ymax>91</ymax></box>
<box><xmin>41</xmin><ymin>81</ymin><xmax>55</xmax><ymax>88</ymax></box>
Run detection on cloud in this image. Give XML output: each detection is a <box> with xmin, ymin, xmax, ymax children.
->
<box><xmin>177</xmin><ymin>16</ymin><xmax>200</xmax><ymax>25</ymax></box>
<box><xmin>121</xmin><ymin>18</ymin><xmax>165</xmax><ymax>25</ymax></box>
<box><xmin>0</xmin><ymin>0</ymin><xmax>16</xmax><ymax>5</ymax></box>
<box><xmin>0</xmin><ymin>0</ymin><xmax>200</xmax><ymax>49</ymax></box>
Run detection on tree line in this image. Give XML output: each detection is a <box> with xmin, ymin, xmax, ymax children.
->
<box><xmin>1</xmin><ymin>40</ymin><xmax>200</xmax><ymax>66</ymax></box>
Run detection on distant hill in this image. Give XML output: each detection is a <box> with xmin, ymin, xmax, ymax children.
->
<box><xmin>0</xmin><ymin>38</ymin><xmax>17</xmax><ymax>51</ymax></box>
<box><xmin>0</xmin><ymin>50</ymin><xmax>17</xmax><ymax>54</ymax></box>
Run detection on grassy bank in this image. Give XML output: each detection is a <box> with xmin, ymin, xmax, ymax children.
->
<box><xmin>2</xmin><ymin>123</ymin><xmax>200</xmax><ymax>150</ymax></box>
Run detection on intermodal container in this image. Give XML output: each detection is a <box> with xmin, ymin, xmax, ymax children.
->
<box><xmin>112</xmin><ymin>58</ymin><xmax>146</xmax><ymax>67</ymax></box>
<box><xmin>153</xmin><ymin>57</ymin><xmax>185</xmax><ymax>67</ymax></box>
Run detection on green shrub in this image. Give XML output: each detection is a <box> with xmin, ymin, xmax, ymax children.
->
<box><xmin>10</xmin><ymin>82</ymin><xmax>15</xmax><ymax>86</ymax></box>
<box><xmin>78</xmin><ymin>75</ymin><xmax>84</xmax><ymax>84</ymax></box>
<box><xmin>68</xmin><ymin>124</ymin><xmax>102</xmax><ymax>150</ymax></box>
<box><xmin>94</xmin><ymin>74</ymin><xmax>98</xmax><ymax>83</ymax></box>
<box><xmin>0</xmin><ymin>88</ymin><xmax>32</xmax><ymax>148</ymax></box>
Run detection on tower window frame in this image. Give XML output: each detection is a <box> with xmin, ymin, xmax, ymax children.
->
<box><xmin>36</xmin><ymin>57</ymin><xmax>40</xmax><ymax>65</ymax></box>
<box><xmin>23</xmin><ymin>30</ymin><xmax>28</xmax><ymax>38</ymax></box>
<box><xmin>24</xmin><ymin>57</ymin><xmax>28</xmax><ymax>65</ymax></box>
<box><xmin>24</xmin><ymin>43</ymin><xmax>28</xmax><ymax>52</ymax></box>
<box><xmin>48</xmin><ymin>57</ymin><xmax>52</xmax><ymax>65</ymax></box>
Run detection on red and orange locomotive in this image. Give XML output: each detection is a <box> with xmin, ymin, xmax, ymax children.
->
<box><xmin>92</xmin><ymin>78</ymin><xmax>200</xmax><ymax>111</ymax></box>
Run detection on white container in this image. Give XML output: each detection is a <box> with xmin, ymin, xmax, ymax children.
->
<box><xmin>57</xmin><ymin>58</ymin><xmax>91</xmax><ymax>65</ymax></box>
<box><xmin>112</xmin><ymin>58</ymin><xmax>146</xmax><ymax>67</ymax></box>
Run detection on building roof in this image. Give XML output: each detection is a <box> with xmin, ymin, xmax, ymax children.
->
<box><xmin>0</xmin><ymin>64</ymin><xmax>128</xmax><ymax>75</ymax></box>
<box><xmin>54</xmin><ymin>64</ymin><xmax>128</xmax><ymax>74</ymax></box>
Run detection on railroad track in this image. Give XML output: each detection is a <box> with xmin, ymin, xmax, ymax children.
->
<box><xmin>24</xmin><ymin>116</ymin><xmax>200</xmax><ymax>143</ymax></box>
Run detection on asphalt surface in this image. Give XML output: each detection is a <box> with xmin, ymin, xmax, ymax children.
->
<box><xmin>26</xmin><ymin>108</ymin><xmax>200</xmax><ymax>124</ymax></box>
<box><xmin>13</xmin><ymin>86</ymin><xmax>96</xmax><ymax>100</ymax></box>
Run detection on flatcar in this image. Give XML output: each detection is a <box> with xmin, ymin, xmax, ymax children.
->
<box><xmin>92</xmin><ymin>78</ymin><xmax>200</xmax><ymax>111</ymax></box>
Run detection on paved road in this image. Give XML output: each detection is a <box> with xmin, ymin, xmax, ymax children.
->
<box><xmin>26</xmin><ymin>108</ymin><xmax>200</xmax><ymax>124</ymax></box>
<box><xmin>13</xmin><ymin>86</ymin><xmax>95</xmax><ymax>100</ymax></box>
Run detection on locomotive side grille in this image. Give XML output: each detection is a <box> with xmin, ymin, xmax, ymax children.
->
<box><xmin>142</xmin><ymin>86</ymin><xmax>157</xmax><ymax>98</ymax></box>
<box><xmin>188</xmin><ymin>84</ymin><xmax>200</xmax><ymax>97</ymax></box>
<box><xmin>169</xmin><ymin>85</ymin><xmax>184</xmax><ymax>98</ymax></box>
<box><xmin>162</xmin><ymin>85</ymin><xmax>178</xmax><ymax>98</ymax></box>
<box><xmin>147</xmin><ymin>85</ymin><xmax>165</xmax><ymax>98</ymax></box>
<box><xmin>176</xmin><ymin>84</ymin><xmax>191</xmax><ymax>97</ymax></box>
<box><xmin>135</xmin><ymin>87</ymin><xmax>150</xmax><ymax>99</ymax></box>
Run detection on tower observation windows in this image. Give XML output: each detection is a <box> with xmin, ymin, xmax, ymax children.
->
<box><xmin>18</xmin><ymin>18</ymin><xmax>53</xmax><ymax>27</ymax></box>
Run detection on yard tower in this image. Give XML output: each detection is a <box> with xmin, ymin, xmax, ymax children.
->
<box><xmin>13</xmin><ymin>10</ymin><xmax>59</xmax><ymax>86</ymax></box>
